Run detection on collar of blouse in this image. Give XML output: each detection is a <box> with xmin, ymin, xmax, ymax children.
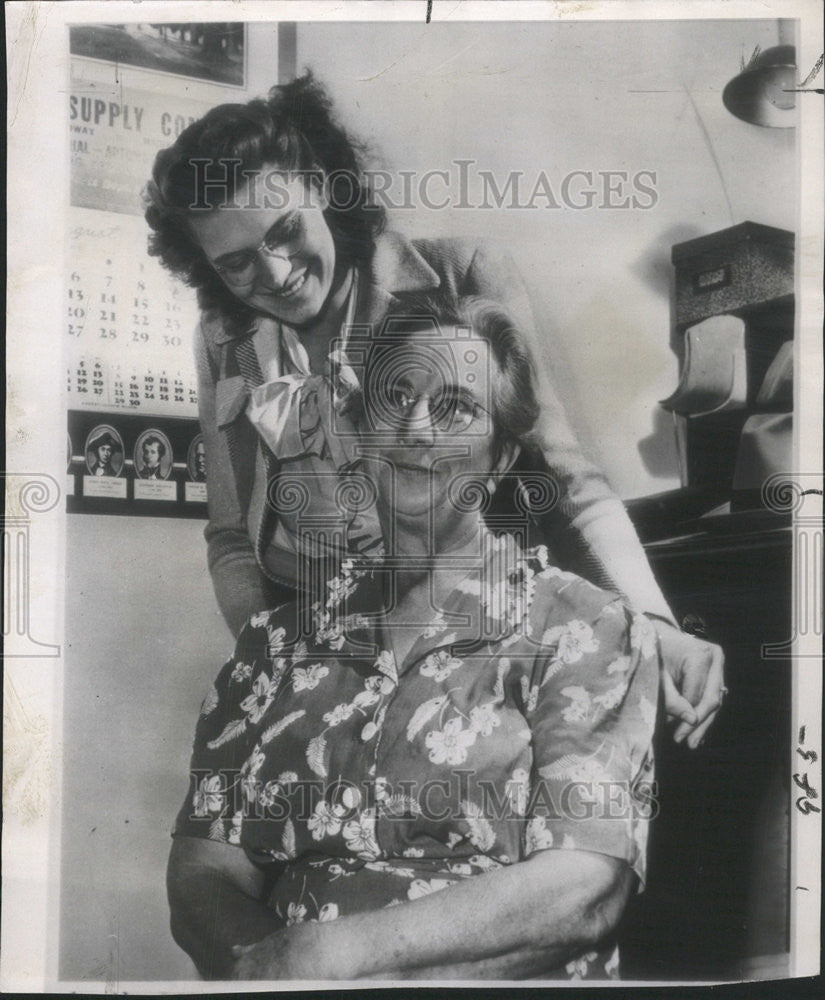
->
<box><xmin>312</xmin><ymin>533</ymin><xmax>533</xmax><ymax>676</ymax></box>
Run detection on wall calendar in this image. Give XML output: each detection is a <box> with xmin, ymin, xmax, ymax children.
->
<box><xmin>67</xmin><ymin>42</ymin><xmax>250</xmax><ymax>515</ymax></box>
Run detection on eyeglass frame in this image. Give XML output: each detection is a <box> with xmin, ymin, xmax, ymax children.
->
<box><xmin>209</xmin><ymin>215</ymin><xmax>303</xmax><ymax>286</ymax></box>
<box><xmin>381</xmin><ymin>384</ymin><xmax>492</xmax><ymax>435</ymax></box>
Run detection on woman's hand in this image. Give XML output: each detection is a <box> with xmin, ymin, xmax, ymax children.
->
<box><xmin>652</xmin><ymin>620</ymin><xmax>726</xmax><ymax>748</ymax></box>
<box><xmin>230</xmin><ymin>932</ymin><xmax>289</xmax><ymax>981</ymax></box>
<box><xmin>167</xmin><ymin>837</ymin><xmax>286</xmax><ymax>979</ymax></box>
<box><xmin>231</xmin><ymin>923</ymin><xmax>323</xmax><ymax>981</ymax></box>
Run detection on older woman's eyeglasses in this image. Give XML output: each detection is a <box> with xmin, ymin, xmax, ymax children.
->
<box><xmin>386</xmin><ymin>385</ymin><xmax>488</xmax><ymax>433</ymax></box>
<box><xmin>211</xmin><ymin>213</ymin><xmax>304</xmax><ymax>286</ymax></box>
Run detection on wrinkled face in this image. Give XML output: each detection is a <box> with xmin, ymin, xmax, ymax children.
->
<box><xmin>97</xmin><ymin>443</ymin><xmax>113</xmax><ymax>465</ymax></box>
<box><xmin>143</xmin><ymin>441</ymin><xmax>160</xmax><ymax>467</ymax></box>
<box><xmin>188</xmin><ymin>168</ymin><xmax>337</xmax><ymax>328</ymax></box>
<box><xmin>361</xmin><ymin>325</ymin><xmax>512</xmax><ymax>527</ymax></box>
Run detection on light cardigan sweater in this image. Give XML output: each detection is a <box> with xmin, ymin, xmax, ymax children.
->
<box><xmin>194</xmin><ymin>232</ymin><xmax>673</xmax><ymax>636</ymax></box>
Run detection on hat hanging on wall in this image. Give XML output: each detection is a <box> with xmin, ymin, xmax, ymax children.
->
<box><xmin>723</xmin><ymin>44</ymin><xmax>796</xmax><ymax>128</ymax></box>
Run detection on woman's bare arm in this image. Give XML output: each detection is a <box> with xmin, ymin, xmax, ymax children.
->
<box><xmin>232</xmin><ymin>848</ymin><xmax>635</xmax><ymax>981</ymax></box>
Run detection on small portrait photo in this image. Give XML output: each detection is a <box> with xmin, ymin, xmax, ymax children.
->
<box><xmin>186</xmin><ymin>433</ymin><xmax>207</xmax><ymax>483</ymax></box>
<box><xmin>134</xmin><ymin>429</ymin><xmax>173</xmax><ymax>481</ymax></box>
<box><xmin>85</xmin><ymin>425</ymin><xmax>124</xmax><ymax>478</ymax></box>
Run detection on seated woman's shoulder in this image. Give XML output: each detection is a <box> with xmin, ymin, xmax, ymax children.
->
<box><xmin>521</xmin><ymin>544</ymin><xmax>626</xmax><ymax>627</ymax></box>
<box><xmin>520</xmin><ymin>547</ymin><xmax>659</xmax><ymax>676</ymax></box>
<box><xmin>238</xmin><ymin>601</ymin><xmax>304</xmax><ymax>654</ymax></box>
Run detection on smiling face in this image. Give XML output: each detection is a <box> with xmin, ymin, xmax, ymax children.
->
<box><xmin>187</xmin><ymin>169</ymin><xmax>337</xmax><ymax>327</ymax></box>
<box><xmin>361</xmin><ymin>325</ymin><xmax>517</xmax><ymax>533</ymax></box>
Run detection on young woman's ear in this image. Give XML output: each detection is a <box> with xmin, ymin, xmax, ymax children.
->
<box><xmin>308</xmin><ymin>169</ymin><xmax>330</xmax><ymax>211</ymax></box>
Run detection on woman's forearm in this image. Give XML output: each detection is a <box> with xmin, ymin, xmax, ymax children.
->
<box><xmin>573</xmin><ymin>498</ymin><xmax>676</xmax><ymax>622</ymax></box>
<box><xmin>206</xmin><ymin>531</ymin><xmax>271</xmax><ymax>637</ymax></box>
<box><xmin>366</xmin><ymin>943</ymin><xmax>591</xmax><ymax>980</ymax></box>
<box><xmin>335</xmin><ymin>850</ymin><xmax>631</xmax><ymax>979</ymax></box>
<box><xmin>282</xmin><ymin>850</ymin><xmax>634</xmax><ymax>981</ymax></box>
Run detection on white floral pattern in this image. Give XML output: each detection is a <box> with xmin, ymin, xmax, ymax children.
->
<box><xmin>407</xmin><ymin>878</ymin><xmax>455</xmax><ymax>900</ymax></box>
<box><xmin>421</xmin><ymin>615</ymin><xmax>448</xmax><ymax>638</ymax></box>
<box><xmin>266</xmin><ymin>625</ymin><xmax>287</xmax><ymax>654</ymax></box>
<box><xmin>342</xmin><ymin>809</ymin><xmax>379</xmax><ymax>860</ymax></box>
<box><xmin>317</xmin><ymin>902</ymin><xmax>339</xmax><ymax>923</ymax></box>
<box><xmin>425</xmin><ymin>717</ymin><xmax>477</xmax><ymax>765</ymax></box>
<box><xmin>176</xmin><ymin>542</ymin><xmax>659</xmax><ymax>981</ymax></box>
<box><xmin>307</xmin><ymin>799</ymin><xmax>345</xmax><ymax>841</ymax></box>
<box><xmin>506</xmin><ymin>767</ymin><xmax>530</xmax><ymax>816</ymax></box>
<box><xmin>322</xmin><ymin>702</ymin><xmax>356</xmax><ymax>727</ymax></box>
<box><xmin>630</xmin><ymin>617</ymin><xmax>658</xmax><ymax>659</ymax></box>
<box><xmin>200</xmin><ymin>683</ymin><xmax>220</xmax><ymax>717</ymax></box>
<box><xmin>193</xmin><ymin>775</ymin><xmax>223</xmax><ymax>817</ymax></box>
<box><xmin>240</xmin><ymin>672</ymin><xmax>280</xmax><ymax>724</ymax></box>
<box><xmin>292</xmin><ymin>663</ymin><xmax>330</xmax><ymax>692</ymax></box>
<box><xmin>541</xmin><ymin>619</ymin><xmax>600</xmax><ymax>663</ymax></box>
<box><xmin>560</xmin><ymin>685</ymin><xmax>593</xmax><ymax>723</ymax></box>
<box><xmin>228</xmin><ymin>811</ymin><xmax>243</xmax><ymax>845</ymax></box>
<box><xmin>524</xmin><ymin>815</ymin><xmax>554</xmax><ymax>855</ymax></box>
<box><xmin>420</xmin><ymin>649</ymin><xmax>463</xmax><ymax>683</ymax></box>
<box><xmin>468</xmin><ymin>702</ymin><xmax>501</xmax><ymax>736</ymax></box>
<box><xmin>230</xmin><ymin>662</ymin><xmax>253</xmax><ymax>684</ymax></box>
<box><xmin>285</xmin><ymin>901</ymin><xmax>307</xmax><ymax>926</ymax></box>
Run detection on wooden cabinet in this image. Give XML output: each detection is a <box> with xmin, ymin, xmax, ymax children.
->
<box><xmin>620</xmin><ymin>515</ymin><xmax>792</xmax><ymax>979</ymax></box>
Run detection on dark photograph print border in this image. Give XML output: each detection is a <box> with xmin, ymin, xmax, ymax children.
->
<box><xmin>69</xmin><ymin>22</ymin><xmax>246</xmax><ymax>87</ymax></box>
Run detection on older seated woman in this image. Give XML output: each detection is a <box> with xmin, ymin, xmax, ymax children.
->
<box><xmin>167</xmin><ymin>298</ymin><xmax>659</xmax><ymax>981</ymax></box>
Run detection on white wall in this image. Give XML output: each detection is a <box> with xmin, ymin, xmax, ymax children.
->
<box><xmin>57</xmin><ymin>27</ymin><xmax>282</xmax><ymax>983</ymax></box>
<box><xmin>59</xmin><ymin>516</ymin><xmax>233</xmax><ymax>981</ymax></box>
<box><xmin>295</xmin><ymin>19</ymin><xmax>796</xmax><ymax>498</ymax></box>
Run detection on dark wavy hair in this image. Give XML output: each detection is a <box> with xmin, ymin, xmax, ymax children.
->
<box><xmin>142</xmin><ymin>435</ymin><xmax>166</xmax><ymax>460</ymax></box>
<box><xmin>143</xmin><ymin>72</ymin><xmax>387</xmax><ymax>317</ymax></box>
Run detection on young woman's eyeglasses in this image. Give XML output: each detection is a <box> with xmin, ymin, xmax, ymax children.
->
<box><xmin>211</xmin><ymin>213</ymin><xmax>304</xmax><ymax>286</ymax></box>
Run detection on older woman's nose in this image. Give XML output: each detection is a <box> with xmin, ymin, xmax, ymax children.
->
<box><xmin>258</xmin><ymin>252</ymin><xmax>292</xmax><ymax>289</ymax></box>
<box><xmin>400</xmin><ymin>396</ymin><xmax>435</xmax><ymax>447</ymax></box>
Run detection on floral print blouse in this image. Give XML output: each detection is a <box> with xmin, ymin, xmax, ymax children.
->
<box><xmin>174</xmin><ymin>535</ymin><xmax>659</xmax><ymax>980</ymax></box>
